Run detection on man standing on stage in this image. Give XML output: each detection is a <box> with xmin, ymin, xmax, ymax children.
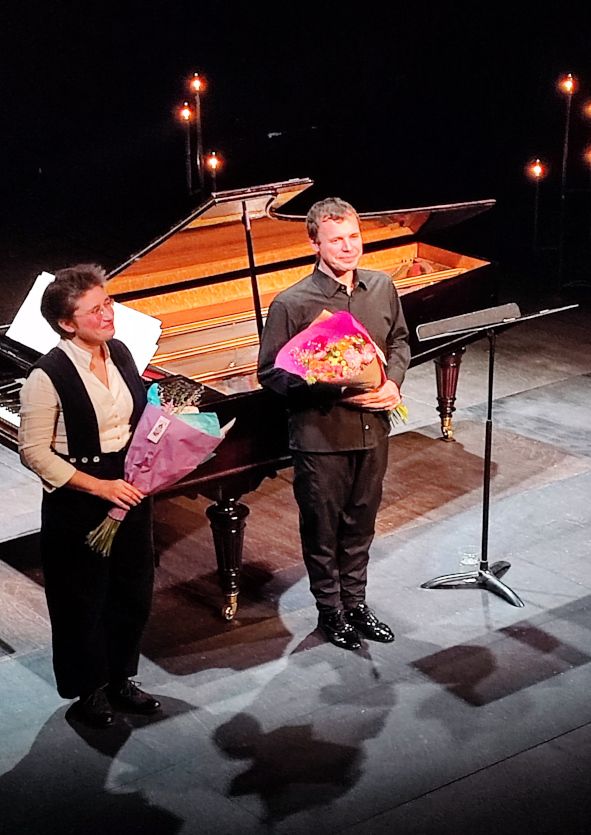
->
<box><xmin>257</xmin><ymin>197</ymin><xmax>410</xmax><ymax>650</ymax></box>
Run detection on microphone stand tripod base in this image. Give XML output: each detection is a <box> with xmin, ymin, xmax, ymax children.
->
<box><xmin>421</xmin><ymin>560</ymin><xmax>524</xmax><ymax>608</ymax></box>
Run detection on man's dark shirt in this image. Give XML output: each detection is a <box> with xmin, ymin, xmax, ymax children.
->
<box><xmin>257</xmin><ymin>267</ymin><xmax>411</xmax><ymax>452</ymax></box>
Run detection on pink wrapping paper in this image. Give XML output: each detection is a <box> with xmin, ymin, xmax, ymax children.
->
<box><xmin>126</xmin><ymin>403</ymin><xmax>222</xmax><ymax>494</ymax></box>
<box><xmin>108</xmin><ymin>404</ymin><xmax>223</xmax><ymax>523</ymax></box>
<box><xmin>275</xmin><ymin>310</ymin><xmax>387</xmax><ymax>389</ymax></box>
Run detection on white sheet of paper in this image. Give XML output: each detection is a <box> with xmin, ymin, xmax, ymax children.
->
<box><xmin>6</xmin><ymin>272</ymin><xmax>162</xmax><ymax>374</ymax></box>
<box><xmin>6</xmin><ymin>272</ymin><xmax>58</xmax><ymax>355</ymax></box>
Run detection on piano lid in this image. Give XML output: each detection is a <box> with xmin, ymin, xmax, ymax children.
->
<box><xmin>107</xmin><ymin>178</ymin><xmax>495</xmax><ymax>300</ymax></box>
<box><xmin>107</xmin><ymin>178</ymin><xmax>315</xmax><ymax>297</ymax></box>
<box><xmin>275</xmin><ymin>198</ymin><xmax>496</xmax><ymax>241</ymax></box>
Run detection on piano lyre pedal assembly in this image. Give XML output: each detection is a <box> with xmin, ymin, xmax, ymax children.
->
<box><xmin>0</xmin><ymin>178</ymin><xmax>497</xmax><ymax>619</ymax></box>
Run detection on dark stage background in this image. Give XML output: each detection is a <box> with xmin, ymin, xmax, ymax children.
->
<box><xmin>2</xmin><ymin>2</ymin><xmax>591</xmax><ymax>323</ymax></box>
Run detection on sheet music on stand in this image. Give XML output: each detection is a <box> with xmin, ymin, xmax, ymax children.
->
<box><xmin>6</xmin><ymin>272</ymin><xmax>162</xmax><ymax>374</ymax></box>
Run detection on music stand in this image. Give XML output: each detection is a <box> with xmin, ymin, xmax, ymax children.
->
<box><xmin>417</xmin><ymin>301</ymin><xmax>578</xmax><ymax>608</ymax></box>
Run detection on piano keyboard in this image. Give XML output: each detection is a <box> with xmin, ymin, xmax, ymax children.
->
<box><xmin>0</xmin><ymin>378</ymin><xmax>24</xmax><ymax>429</ymax></box>
<box><xmin>0</xmin><ymin>404</ymin><xmax>20</xmax><ymax>427</ymax></box>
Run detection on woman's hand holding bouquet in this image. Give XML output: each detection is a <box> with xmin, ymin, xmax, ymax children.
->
<box><xmin>93</xmin><ymin>478</ymin><xmax>145</xmax><ymax>510</ymax></box>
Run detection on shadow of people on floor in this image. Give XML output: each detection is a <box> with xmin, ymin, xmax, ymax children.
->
<box><xmin>212</xmin><ymin>647</ymin><xmax>397</xmax><ymax>825</ymax></box>
<box><xmin>0</xmin><ymin>698</ymin><xmax>195</xmax><ymax>835</ymax></box>
<box><xmin>214</xmin><ymin>712</ymin><xmax>363</xmax><ymax>824</ymax></box>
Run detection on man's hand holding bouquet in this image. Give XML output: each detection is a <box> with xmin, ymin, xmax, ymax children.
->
<box><xmin>341</xmin><ymin>377</ymin><xmax>403</xmax><ymax>412</ymax></box>
<box><xmin>274</xmin><ymin>309</ymin><xmax>408</xmax><ymax>426</ymax></box>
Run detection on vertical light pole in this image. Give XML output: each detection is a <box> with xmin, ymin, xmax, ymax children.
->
<box><xmin>178</xmin><ymin>102</ymin><xmax>193</xmax><ymax>194</ymax></box>
<box><xmin>206</xmin><ymin>150</ymin><xmax>221</xmax><ymax>192</ymax></box>
<box><xmin>583</xmin><ymin>145</ymin><xmax>591</xmax><ymax>244</ymax></box>
<box><xmin>581</xmin><ymin>101</ymin><xmax>591</xmax><ymax>243</ymax></box>
<box><xmin>526</xmin><ymin>158</ymin><xmax>548</xmax><ymax>253</ymax></box>
<box><xmin>189</xmin><ymin>72</ymin><xmax>205</xmax><ymax>191</ymax></box>
<box><xmin>557</xmin><ymin>72</ymin><xmax>577</xmax><ymax>284</ymax></box>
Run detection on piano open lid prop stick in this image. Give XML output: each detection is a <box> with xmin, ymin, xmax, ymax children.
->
<box><xmin>1</xmin><ymin>178</ymin><xmax>498</xmax><ymax>618</ymax></box>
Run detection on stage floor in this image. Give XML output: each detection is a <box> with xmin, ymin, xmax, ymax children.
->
<box><xmin>1</xmin><ymin>299</ymin><xmax>591</xmax><ymax>834</ymax></box>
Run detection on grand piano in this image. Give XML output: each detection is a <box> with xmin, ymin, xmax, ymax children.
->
<box><xmin>0</xmin><ymin>178</ymin><xmax>497</xmax><ymax>618</ymax></box>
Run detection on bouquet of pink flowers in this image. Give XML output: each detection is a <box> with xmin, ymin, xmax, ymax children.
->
<box><xmin>275</xmin><ymin>309</ymin><xmax>408</xmax><ymax>425</ymax></box>
<box><xmin>86</xmin><ymin>377</ymin><xmax>232</xmax><ymax>557</ymax></box>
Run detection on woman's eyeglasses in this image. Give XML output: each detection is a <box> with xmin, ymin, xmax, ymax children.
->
<box><xmin>74</xmin><ymin>297</ymin><xmax>115</xmax><ymax>320</ymax></box>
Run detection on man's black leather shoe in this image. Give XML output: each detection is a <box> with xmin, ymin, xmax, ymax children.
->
<box><xmin>318</xmin><ymin>609</ymin><xmax>361</xmax><ymax>650</ymax></box>
<box><xmin>107</xmin><ymin>680</ymin><xmax>161</xmax><ymax>714</ymax></box>
<box><xmin>77</xmin><ymin>687</ymin><xmax>115</xmax><ymax>728</ymax></box>
<box><xmin>345</xmin><ymin>603</ymin><xmax>395</xmax><ymax>643</ymax></box>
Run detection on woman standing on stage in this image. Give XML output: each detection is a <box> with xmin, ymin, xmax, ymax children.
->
<box><xmin>19</xmin><ymin>264</ymin><xmax>160</xmax><ymax>728</ymax></box>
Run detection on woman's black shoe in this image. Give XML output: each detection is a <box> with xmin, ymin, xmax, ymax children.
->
<box><xmin>318</xmin><ymin>610</ymin><xmax>361</xmax><ymax>650</ymax></box>
<box><xmin>345</xmin><ymin>603</ymin><xmax>395</xmax><ymax>643</ymax></box>
<box><xmin>107</xmin><ymin>680</ymin><xmax>161</xmax><ymax>714</ymax></box>
<box><xmin>77</xmin><ymin>688</ymin><xmax>115</xmax><ymax>728</ymax></box>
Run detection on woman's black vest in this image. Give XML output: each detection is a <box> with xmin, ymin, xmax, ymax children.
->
<box><xmin>32</xmin><ymin>339</ymin><xmax>146</xmax><ymax>466</ymax></box>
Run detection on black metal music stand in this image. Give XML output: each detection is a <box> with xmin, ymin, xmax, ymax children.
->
<box><xmin>417</xmin><ymin>301</ymin><xmax>578</xmax><ymax>608</ymax></box>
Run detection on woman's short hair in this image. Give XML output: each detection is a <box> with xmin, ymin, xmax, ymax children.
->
<box><xmin>41</xmin><ymin>263</ymin><xmax>107</xmax><ymax>339</ymax></box>
<box><xmin>306</xmin><ymin>197</ymin><xmax>359</xmax><ymax>242</ymax></box>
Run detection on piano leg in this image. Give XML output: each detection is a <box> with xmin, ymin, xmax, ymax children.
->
<box><xmin>434</xmin><ymin>348</ymin><xmax>465</xmax><ymax>441</ymax></box>
<box><xmin>205</xmin><ymin>497</ymin><xmax>250</xmax><ymax>620</ymax></box>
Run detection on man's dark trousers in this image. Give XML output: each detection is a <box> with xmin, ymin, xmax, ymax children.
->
<box><xmin>292</xmin><ymin>437</ymin><xmax>389</xmax><ymax>612</ymax></box>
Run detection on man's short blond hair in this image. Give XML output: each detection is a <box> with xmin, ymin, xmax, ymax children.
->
<box><xmin>306</xmin><ymin>197</ymin><xmax>359</xmax><ymax>242</ymax></box>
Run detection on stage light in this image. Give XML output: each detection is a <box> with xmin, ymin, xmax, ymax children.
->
<box><xmin>525</xmin><ymin>158</ymin><xmax>548</xmax><ymax>253</ymax></box>
<box><xmin>179</xmin><ymin>102</ymin><xmax>192</xmax><ymax>122</ymax></box>
<box><xmin>557</xmin><ymin>73</ymin><xmax>577</xmax><ymax>96</ymax></box>
<box><xmin>525</xmin><ymin>158</ymin><xmax>547</xmax><ymax>181</ymax></box>
<box><xmin>206</xmin><ymin>150</ymin><xmax>221</xmax><ymax>191</ymax></box>
<box><xmin>206</xmin><ymin>151</ymin><xmax>220</xmax><ymax>170</ymax></box>
<box><xmin>189</xmin><ymin>72</ymin><xmax>205</xmax><ymax>93</ymax></box>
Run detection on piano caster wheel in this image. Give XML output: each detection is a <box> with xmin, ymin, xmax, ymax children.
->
<box><xmin>440</xmin><ymin>416</ymin><xmax>455</xmax><ymax>442</ymax></box>
<box><xmin>222</xmin><ymin>595</ymin><xmax>238</xmax><ymax>621</ymax></box>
